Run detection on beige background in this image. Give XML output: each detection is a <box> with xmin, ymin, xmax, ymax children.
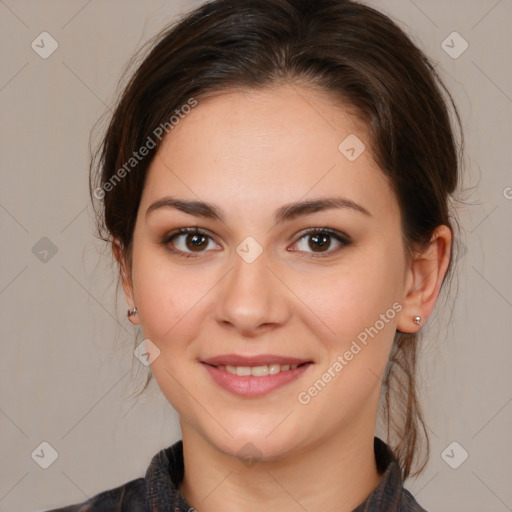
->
<box><xmin>1</xmin><ymin>0</ymin><xmax>511</xmax><ymax>511</ymax></box>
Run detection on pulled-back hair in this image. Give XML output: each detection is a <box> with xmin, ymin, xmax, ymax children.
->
<box><xmin>91</xmin><ymin>0</ymin><xmax>463</xmax><ymax>480</ymax></box>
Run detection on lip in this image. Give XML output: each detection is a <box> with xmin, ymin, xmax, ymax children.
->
<box><xmin>202</xmin><ymin>354</ymin><xmax>311</xmax><ymax>367</ymax></box>
<box><xmin>201</xmin><ymin>354</ymin><xmax>313</xmax><ymax>397</ymax></box>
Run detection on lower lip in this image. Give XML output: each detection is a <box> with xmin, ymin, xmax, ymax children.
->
<box><xmin>202</xmin><ymin>363</ymin><xmax>312</xmax><ymax>397</ymax></box>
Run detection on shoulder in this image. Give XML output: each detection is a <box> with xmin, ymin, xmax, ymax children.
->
<box><xmin>42</xmin><ymin>440</ymin><xmax>186</xmax><ymax>512</ymax></box>
<box><xmin>43</xmin><ymin>477</ymin><xmax>146</xmax><ymax>512</ymax></box>
<box><xmin>398</xmin><ymin>488</ymin><xmax>429</xmax><ymax>512</ymax></box>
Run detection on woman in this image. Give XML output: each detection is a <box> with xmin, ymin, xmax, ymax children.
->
<box><xmin>48</xmin><ymin>0</ymin><xmax>462</xmax><ymax>510</ymax></box>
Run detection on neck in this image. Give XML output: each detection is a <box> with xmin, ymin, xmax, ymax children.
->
<box><xmin>178</xmin><ymin>422</ymin><xmax>382</xmax><ymax>512</ymax></box>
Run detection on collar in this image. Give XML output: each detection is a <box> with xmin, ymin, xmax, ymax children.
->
<box><xmin>144</xmin><ymin>437</ymin><xmax>411</xmax><ymax>512</ymax></box>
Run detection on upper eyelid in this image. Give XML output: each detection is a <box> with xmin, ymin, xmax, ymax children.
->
<box><xmin>166</xmin><ymin>226</ymin><xmax>347</xmax><ymax>240</ymax></box>
<box><xmin>297</xmin><ymin>227</ymin><xmax>350</xmax><ymax>239</ymax></box>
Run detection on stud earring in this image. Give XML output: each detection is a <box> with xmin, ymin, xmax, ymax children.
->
<box><xmin>127</xmin><ymin>307</ymin><xmax>138</xmax><ymax>318</ymax></box>
<box><xmin>413</xmin><ymin>316</ymin><xmax>421</xmax><ymax>325</ymax></box>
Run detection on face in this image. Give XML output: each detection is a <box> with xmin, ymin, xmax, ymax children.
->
<box><xmin>124</xmin><ymin>84</ymin><xmax>410</xmax><ymax>460</ymax></box>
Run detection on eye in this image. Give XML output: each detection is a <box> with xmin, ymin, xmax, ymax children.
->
<box><xmin>289</xmin><ymin>228</ymin><xmax>351</xmax><ymax>256</ymax></box>
<box><xmin>162</xmin><ymin>227</ymin><xmax>221</xmax><ymax>257</ymax></box>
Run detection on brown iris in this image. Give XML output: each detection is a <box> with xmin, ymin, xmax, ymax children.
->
<box><xmin>309</xmin><ymin>233</ymin><xmax>330</xmax><ymax>252</ymax></box>
<box><xmin>185</xmin><ymin>233</ymin><xmax>209</xmax><ymax>251</ymax></box>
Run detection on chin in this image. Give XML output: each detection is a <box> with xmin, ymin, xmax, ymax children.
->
<box><xmin>204</xmin><ymin>421</ymin><xmax>308</xmax><ymax>463</ymax></box>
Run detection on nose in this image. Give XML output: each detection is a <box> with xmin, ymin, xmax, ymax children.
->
<box><xmin>213</xmin><ymin>248</ymin><xmax>291</xmax><ymax>337</ymax></box>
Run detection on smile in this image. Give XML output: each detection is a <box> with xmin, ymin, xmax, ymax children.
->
<box><xmin>201</xmin><ymin>355</ymin><xmax>313</xmax><ymax>397</ymax></box>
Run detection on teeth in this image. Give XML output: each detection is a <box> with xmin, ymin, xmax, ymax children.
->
<box><xmin>236</xmin><ymin>366</ymin><xmax>251</xmax><ymax>376</ymax></box>
<box><xmin>251</xmin><ymin>365</ymin><xmax>269</xmax><ymax>377</ymax></box>
<box><xmin>268</xmin><ymin>364</ymin><xmax>280</xmax><ymax>374</ymax></box>
<box><xmin>222</xmin><ymin>364</ymin><xmax>301</xmax><ymax>376</ymax></box>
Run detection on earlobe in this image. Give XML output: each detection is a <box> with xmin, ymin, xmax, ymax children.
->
<box><xmin>396</xmin><ymin>225</ymin><xmax>452</xmax><ymax>333</ymax></box>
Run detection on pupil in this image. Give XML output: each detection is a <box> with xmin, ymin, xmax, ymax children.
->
<box><xmin>187</xmin><ymin>234</ymin><xmax>207</xmax><ymax>251</ymax></box>
<box><xmin>310</xmin><ymin>233</ymin><xmax>329</xmax><ymax>252</ymax></box>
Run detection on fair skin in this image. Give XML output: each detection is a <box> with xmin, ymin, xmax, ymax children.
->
<box><xmin>116</xmin><ymin>84</ymin><xmax>451</xmax><ymax>512</ymax></box>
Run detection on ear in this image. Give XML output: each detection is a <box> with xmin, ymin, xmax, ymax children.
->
<box><xmin>113</xmin><ymin>239</ymin><xmax>140</xmax><ymax>325</ymax></box>
<box><xmin>396</xmin><ymin>225</ymin><xmax>452</xmax><ymax>333</ymax></box>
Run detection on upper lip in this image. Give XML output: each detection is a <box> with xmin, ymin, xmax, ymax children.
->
<box><xmin>202</xmin><ymin>354</ymin><xmax>312</xmax><ymax>367</ymax></box>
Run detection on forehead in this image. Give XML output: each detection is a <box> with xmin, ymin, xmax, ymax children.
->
<box><xmin>141</xmin><ymin>84</ymin><xmax>396</xmax><ymax>220</ymax></box>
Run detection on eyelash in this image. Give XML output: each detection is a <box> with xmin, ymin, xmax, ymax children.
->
<box><xmin>161</xmin><ymin>226</ymin><xmax>352</xmax><ymax>259</ymax></box>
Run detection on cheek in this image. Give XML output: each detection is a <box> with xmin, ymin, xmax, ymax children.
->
<box><xmin>130</xmin><ymin>243</ymin><xmax>213</xmax><ymax>346</ymax></box>
<box><xmin>292</xmin><ymin>264</ymin><xmax>400</xmax><ymax>420</ymax></box>
<box><xmin>290</xmin><ymin>253</ymin><xmax>403</xmax><ymax>343</ymax></box>
<box><xmin>130</xmin><ymin>247</ymin><xmax>214</xmax><ymax>414</ymax></box>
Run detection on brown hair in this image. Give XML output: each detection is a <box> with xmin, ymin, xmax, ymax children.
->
<box><xmin>90</xmin><ymin>0</ymin><xmax>463</xmax><ymax>481</ymax></box>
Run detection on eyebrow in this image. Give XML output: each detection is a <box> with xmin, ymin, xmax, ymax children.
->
<box><xmin>146</xmin><ymin>196</ymin><xmax>371</xmax><ymax>223</ymax></box>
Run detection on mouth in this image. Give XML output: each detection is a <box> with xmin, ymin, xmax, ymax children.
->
<box><xmin>201</xmin><ymin>354</ymin><xmax>313</xmax><ymax>397</ymax></box>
